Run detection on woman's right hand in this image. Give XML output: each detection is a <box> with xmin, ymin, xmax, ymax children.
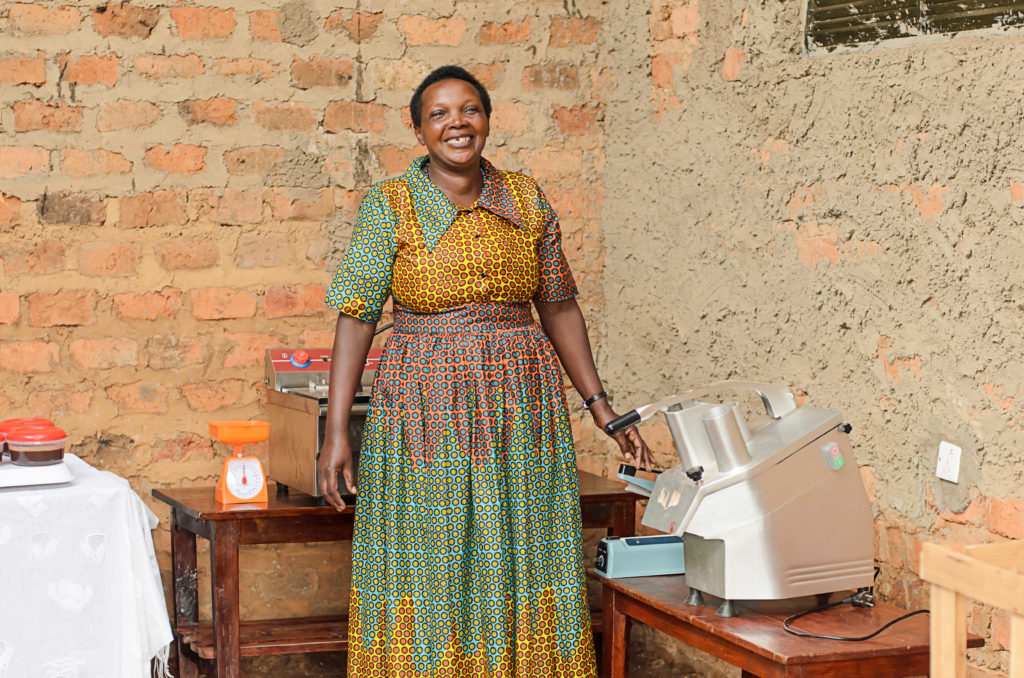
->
<box><xmin>318</xmin><ymin>434</ymin><xmax>357</xmax><ymax>511</ymax></box>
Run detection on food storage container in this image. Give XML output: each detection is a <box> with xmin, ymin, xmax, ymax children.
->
<box><xmin>7</xmin><ymin>426</ymin><xmax>67</xmax><ymax>466</ymax></box>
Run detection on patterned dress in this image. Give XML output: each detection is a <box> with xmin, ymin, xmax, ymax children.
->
<box><xmin>325</xmin><ymin>157</ymin><xmax>597</xmax><ymax>678</ymax></box>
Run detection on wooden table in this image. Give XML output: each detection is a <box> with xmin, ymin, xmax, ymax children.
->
<box><xmin>153</xmin><ymin>470</ymin><xmax>636</xmax><ymax>678</ymax></box>
<box><xmin>593</xmin><ymin>571</ymin><xmax>984</xmax><ymax>677</ymax></box>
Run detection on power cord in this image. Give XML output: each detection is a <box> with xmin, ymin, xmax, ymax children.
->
<box><xmin>782</xmin><ymin>588</ymin><xmax>929</xmax><ymax>642</ymax></box>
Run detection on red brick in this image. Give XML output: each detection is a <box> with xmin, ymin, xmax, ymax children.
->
<box><xmin>155</xmin><ymin>238</ymin><xmax>219</xmax><ymax>270</ymax></box>
<box><xmin>546</xmin><ymin>185</ymin><xmax>602</xmax><ymax>218</ymax></box>
<box><xmin>70</xmin><ymin>338</ymin><xmax>138</xmax><ymax>369</ymax></box>
<box><xmin>57</xmin><ymin>53</ymin><xmax>118</xmax><ymax>86</ymax></box>
<box><xmin>265</xmin><ymin>188</ymin><xmax>334</xmax><ymax>220</ymax></box>
<box><xmin>107</xmin><ymin>381</ymin><xmax>168</xmax><ymax>413</ymax></box>
<box><xmin>467</xmin><ymin>63</ymin><xmax>504</xmax><ymax>90</ymax></box>
<box><xmin>523</xmin><ymin>62</ymin><xmax>579</xmax><ymax>90</ymax></box>
<box><xmin>479</xmin><ymin>18</ymin><xmax>531</xmax><ymax>44</ymax></box>
<box><xmin>79</xmin><ymin>241</ymin><xmax>142</xmax><ymax>276</ymax></box>
<box><xmin>188</xmin><ymin>188</ymin><xmax>263</xmax><ymax>224</ymax></box>
<box><xmin>1012</xmin><ymin>180</ymin><xmax>1024</xmax><ymax>202</ymax></box>
<box><xmin>235</xmin><ymin>234</ymin><xmax>292</xmax><ymax>268</ymax></box>
<box><xmin>722</xmin><ymin>46</ymin><xmax>743</xmax><ymax>81</ymax></box>
<box><xmin>145</xmin><ymin>144</ymin><xmax>206</xmax><ymax>174</ymax></box>
<box><xmin>0</xmin><ymin>194</ymin><xmax>23</xmax><ymax>225</ymax></box>
<box><xmin>988</xmin><ymin>497</ymin><xmax>1024</xmax><ymax>539</ymax></box>
<box><xmin>224</xmin><ymin>146</ymin><xmax>285</xmax><ymax>175</ymax></box>
<box><xmin>152</xmin><ymin>433</ymin><xmax>215</xmax><ymax>463</ymax></box>
<box><xmin>324</xmin><ymin>100</ymin><xmax>387</xmax><ymax>133</ymax></box>
<box><xmin>518</xmin><ymin>147</ymin><xmax>584</xmax><ymax>180</ymax></box>
<box><xmin>171</xmin><ymin>6</ymin><xmax>235</xmax><ymax>39</ymax></box>
<box><xmin>265</xmin><ymin>284</ymin><xmax>328</xmax><ymax>318</ymax></box>
<box><xmin>301</xmin><ymin>329</ymin><xmax>335</xmax><ymax>347</ymax></box>
<box><xmin>398</xmin><ymin>15</ymin><xmax>466</xmax><ymax>46</ymax></box>
<box><xmin>181</xmin><ymin>379</ymin><xmax>245</xmax><ymax>411</ymax></box>
<box><xmin>179</xmin><ymin>97</ymin><xmax>237</xmax><ymax>126</ymax></box>
<box><xmin>553</xmin><ymin>104</ymin><xmax>602</xmax><ymax>135</ymax></box>
<box><xmin>306</xmin><ymin>236</ymin><xmax>328</xmax><ymax>267</ymax></box>
<box><xmin>0</xmin><ymin>53</ymin><xmax>45</xmax><ymax>85</ymax></box>
<box><xmin>39</xmin><ymin>192</ymin><xmax>106</xmax><ymax>225</ymax></box>
<box><xmin>0</xmin><ymin>341</ymin><xmax>59</xmax><ymax>372</ymax></box>
<box><xmin>490</xmin><ymin>101</ymin><xmax>530</xmax><ymax>135</ymax></box>
<box><xmin>671</xmin><ymin>3</ymin><xmax>700</xmax><ymax>36</ymax></box>
<box><xmin>0</xmin><ymin>291</ymin><xmax>18</xmax><ymax>325</ymax></box>
<box><xmin>27</xmin><ymin>289</ymin><xmax>96</xmax><ymax>326</ymax></box>
<box><xmin>324</xmin><ymin>150</ymin><xmax>353</xmax><ymax>184</ymax></box>
<box><xmin>3</xmin><ymin>240</ymin><xmax>64</xmax><ymax>275</ymax></box>
<box><xmin>191</xmin><ymin>288</ymin><xmax>257</xmax><ymax>320</ymax></box>
<box><xmin>0</xmin><ymin>146</ymin><xmax>49</xmax><ymax>178</ymax></box>
<box><xmin>549</xmin><ymin>16</ymin><xmax>599</xmax><ymax>47</ymax></box>
<box><xmin>249</xmin><ymin>10</ymin><xmax>281</xmax><ymax>40</ymax></box>
<box><xmin>114</xmin><ymin>288</ymin><xmax>183</xmax><ymax>320</ymax></box>
<box><xmin>93</xmin><ymin>3</ymin><xmax>159</xmax><ymax>39</ymax></box>
<box><xmin>134</xmin><ymin>54</ymin><xmax>204</xmax><ymax>79</ymax></box>
<box><xmin>27</xmin><ymin>389</ymin><xmax>92</xmax><ymax>418</ymax></box>
<box><xmin>213</xmin><ymin>57</ymin><xmax>274</xmax><ymax>81</ymax></box>
<box><xmin>223</xmin><ymin>332</ymin><xmax>280</xmax><ymax>367</ymax></box>
<box><xmin>254</xmin><ymin>101</ymin><xmax>317</xmax><ymax>131</ymax></box>
<box><xmin>324</xmin><ymin>10</ymin><xmax>382</xmax><ymax>42</ymax></box>
<box><xmin>291</xmin><ymin>57</ymin><xmax>354</xmax><ymax>89</ymax></box>
<box><xmin>146</xmin><ymin>334</ymin><xmax>210</xmax><ymax>369</ymax></box>
<box><xmin>61</xmin><ymin>149</ymin><xmax>132</xmax><ymax>178</ymax></box>
<box><xmin>119</xmin><ymin>190</ymin><xmax>186</xmax><ymax>228</ymax></box>
<box><xmin>97</xmin><ymin>100</ymin><xmax>161</xmax><ymax>131</ymax></box>
<box><xmin>992</xmin><ymin>608</ymin><xmax>1011</xmax><ymax>651</ymax></box>
<box><xmin>10</xmin><ymin>4</ymin><xmax>80</xmax><ymax>34</ymax></box>
<box><xmin>373</xmin><ymin>145</ymin><xmax>420</xmax><ymax>176</ymax></box>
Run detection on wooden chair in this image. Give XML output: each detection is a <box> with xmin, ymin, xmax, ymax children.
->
<box><xmin>920</xmin><ymin>541</ymin><xmax>1024</xmax><ymax>678</ymax></box>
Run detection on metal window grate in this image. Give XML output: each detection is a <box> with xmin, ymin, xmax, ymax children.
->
<box><xmin>806</xmin><ymin>0</ymin><xmax>1024</xmax><ymax>51</ymax></box>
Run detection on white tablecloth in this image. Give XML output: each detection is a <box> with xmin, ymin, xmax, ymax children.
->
<box><xmin>0</xmin><ymin>454</ymin><xmax>172</xmax><ymax>678</ymax></box>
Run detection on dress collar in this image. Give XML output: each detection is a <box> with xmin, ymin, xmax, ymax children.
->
<box><xmin>403</xmin><ymin>156</ymin><xmax>524</xmax><ymax>251</ymax></box>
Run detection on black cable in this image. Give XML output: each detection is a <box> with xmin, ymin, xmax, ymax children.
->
<box><xmin>782</xmin><ymin>590</ymin><xmax>929</xmax><ymax>642</ymax></box>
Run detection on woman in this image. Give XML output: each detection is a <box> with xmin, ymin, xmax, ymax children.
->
<box><xmin>320</xmin><ymin>65</ymin><xmax>651</xmax><ymax>677</ymax></box>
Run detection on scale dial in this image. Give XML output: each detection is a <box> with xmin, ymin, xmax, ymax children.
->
<box><xmin>224</xmin><ymin>457</ymin><xmax>265</xmax><ymax>500</ymax></box>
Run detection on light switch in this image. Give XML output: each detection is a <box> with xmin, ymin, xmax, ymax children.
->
<box><xmin>936</xmin><ymin>441</ymin><xmax>961</xmax><ymax>483</ymax></box>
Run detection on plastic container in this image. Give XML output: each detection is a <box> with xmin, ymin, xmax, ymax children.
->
<box><xmin>0</xmin><ymin>418</ymin><xmax>54</xmax><ymax>454</ymax></box>
<box><xmin>7</xmin><ymin>426</ymin><xmax>67</xmax><ymax>466</ymax></box>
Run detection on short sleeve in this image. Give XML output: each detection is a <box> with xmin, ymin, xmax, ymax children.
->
<box><xmin>533</xmin><ymin>190</ymin><xmax>578</xmax><ymax>303</ymax></box>
<box><xmin>324</xmin><ymin>187</ymin><xmax>397</xmax><ymax>322</ymax></box>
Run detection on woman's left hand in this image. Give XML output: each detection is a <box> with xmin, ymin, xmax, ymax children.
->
<box><xmin>587</xmin><ymin>399</ymin><xmax>654</xmax><ymax>471</ymax></box>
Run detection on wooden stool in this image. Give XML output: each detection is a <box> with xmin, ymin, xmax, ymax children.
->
<box><xmin>921</xmin><ymin>541</ymin><xmax>1024</xmax><ymax>677</ymax></box>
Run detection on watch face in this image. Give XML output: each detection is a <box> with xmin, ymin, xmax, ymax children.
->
<box><xmin>225</xmin><ymin>458</ymin><xmax>264</xmax><ymax>500</ymax></box>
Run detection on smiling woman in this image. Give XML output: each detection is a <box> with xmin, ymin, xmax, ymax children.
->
<box><xmin>318</xmin><ymin>65</ymin><xmax>651</xmax><ymax>678</ymax></box>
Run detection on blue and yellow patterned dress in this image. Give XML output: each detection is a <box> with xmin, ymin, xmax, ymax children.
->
<box><xmin>325</xmin><ymin>157</ymin><xmax>597</xmax><ymax>677</ymax></box>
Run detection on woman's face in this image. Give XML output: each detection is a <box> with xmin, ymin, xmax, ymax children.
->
<box><xmin>414</xmin><ymin>78</ymin><xmax>489</xmax><ymax>173</ymax></box>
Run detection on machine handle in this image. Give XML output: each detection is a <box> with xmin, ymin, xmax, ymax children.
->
<box><xmin>605</xmin><ymin>410</ymin><xmax>641</xmax><ymax>435</ymax></box>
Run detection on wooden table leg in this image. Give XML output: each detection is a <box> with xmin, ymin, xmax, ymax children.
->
<box><xmin>930</xmin><ymin>584</ymin><xmax>966</xmax><ymax>678</ymax></box>
<box><xmin>170</xmin><ymin>508</ymin><xmax>199</xmax><ymax>678</ymax></box>
<box><xmin>602</xmin><ymin>584</ymin><xmax>631</xmax><ymax>678</ymax></box>
<box><xmin>211</xmin><ymin>520</ymin><xmax>241</xmax><ymax>678</ymax></box>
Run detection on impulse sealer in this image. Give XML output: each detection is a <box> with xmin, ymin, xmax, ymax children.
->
<box><xmin>595</xmin><ymin>381</ymin><xmax>874</xmax><ymax>617</ymax></box>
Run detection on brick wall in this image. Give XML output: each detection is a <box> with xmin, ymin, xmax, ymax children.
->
<box><xmin>0</xmin><ymin>1</ymin><xmax>610</xmax><ymax>672</ymax></box>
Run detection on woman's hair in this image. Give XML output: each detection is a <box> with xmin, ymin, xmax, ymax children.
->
<box><xmin>409</xmin><ymin>65</ymin><xmax>491</xmax><ymax>128</ymax></box>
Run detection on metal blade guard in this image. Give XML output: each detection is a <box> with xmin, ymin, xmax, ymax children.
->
<box><xmin>607</xmin><ymin>382</ymin><xmax>874</xmax><ymax>603</ymax></box>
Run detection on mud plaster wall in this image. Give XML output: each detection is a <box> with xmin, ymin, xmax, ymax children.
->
<box><xmin>585</xmin><ymin>0</ymin><xmax>1024</xmax><ymax>674</ymax></box>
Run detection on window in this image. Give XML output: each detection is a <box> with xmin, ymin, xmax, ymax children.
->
<box><xmin>805</xmin><ymin>0</ymin><xmax>1024</xmax><ymax>52</ymax></box>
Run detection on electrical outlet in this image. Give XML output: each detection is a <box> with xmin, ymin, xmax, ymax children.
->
<box><xmin>936</xmin><ymin>441</ymin><xmax>962</xmax><ymax>483</ymax></box>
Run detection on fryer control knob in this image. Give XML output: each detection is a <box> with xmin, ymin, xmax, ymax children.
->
<box><xmin>685</xmin><ymin>465</ymin><xmax>704</xmax><ymax>483</ymax></box>
<box><xmin>290</xmin><ymin>350</ymin><xmax>311</xmax><ymax>368</ymax></box>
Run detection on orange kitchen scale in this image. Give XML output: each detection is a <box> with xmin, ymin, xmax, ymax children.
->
<box><xmin>210</xmin><ymin>420</ymin><xmax>271</xmax><ymax>505</ymax></box>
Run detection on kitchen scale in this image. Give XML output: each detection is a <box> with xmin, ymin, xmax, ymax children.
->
<box><xmin>210</xmin><ymin>421</ymin><xmax>270</xmax><ymax>505</ymax></box>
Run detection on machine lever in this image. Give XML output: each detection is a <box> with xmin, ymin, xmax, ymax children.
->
<box><xmin>605</xmin><ymin>410</ymin><xmax>641</xmax><ymax>435</ymax></box>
